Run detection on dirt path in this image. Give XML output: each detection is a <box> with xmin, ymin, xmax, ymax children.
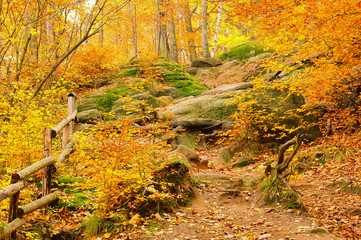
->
<box><xmin>136</xmin><ymin>150</ymin><xmax>338</xmax><ymax>240</ymax></box>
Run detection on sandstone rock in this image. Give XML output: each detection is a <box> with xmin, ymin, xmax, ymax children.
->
<box><xmin>160</xmin><ymin>91</ymin><xmax>239</xmax><ymax>121</ymax></box>
<box><xmin>172</xmin><ymin>145</ymin><xmax>200</xmax><ymax>163</ymax></box>
<box><xmin>196</xmin><ymin>174</ymin><xmax>231</xmax><ymax>181</ymax></box>
<box><xmin>307</xmin><ymin>227</ymin><xmax>328</xmax><ymax>234</ymax></box>
<box><xmin>218</xmin><ymin>60</ymin><xmax>241</xmax><ymax>71</ymax></box>
<box><xmin>243</xmin><ymin>86</ymin><xmax>322</xmax><ymax>142</ymax></box>
<box><xmin>156</xmin><ymin>86</ymin><xmax>181</xmax><ymax>99</ymax></box>
<box><xmin>216</xmin><ymin>66</ymin><xmax>244</xmax><ymax>83</ymax></box>
<box><xmin>346</xmin><ymin>207</ymin><xmax>361</xmax><ymax>216</ymax></box>
<box><xmin>185</xmin><ymin>67</ymin><xmax>198</xmax><ymax>75</ymax></box>
<box><xmin>132</xmin><ymin>93</ymin><xmax>152</xmax><ymax>100</ymax></box>
<box><xmin>201</xmin><ymin>82</ymin><xmax>253</xmax><ymax>96</ymax></box>
<box><xmin>77</xmin><ymin>98</ymin><xmax>98</xmax><ymax>112</ymax></box>
<box><xmin>219</xmin><ymin>147</ymin><xmax>235</xmax><ymax>163</ymax></box>
<box><xmin>191</xmin><ymin>58</ymin><xmax>222</xmax><ymax>68</ymax></box>
<box><xmin>232</xmin><ymin>155</ymin><xmax>256</xmax><ymax>168</ymax></box>
<box><xmin>199</xmin><ymin>159</ymin><xmax>209</xmax><ymax>169</ymax></box>
<box><xmin>196</xmin><ymin>68</ymin><xmax>218</xmax><ymax>80</ymax></box>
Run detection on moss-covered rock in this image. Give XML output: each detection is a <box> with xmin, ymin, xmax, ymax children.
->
<box><xmin>240</xmin><ymin>86</ymin><xmax>322</xmax><ymax>142</ymax></box>
<box><xmin>219</xmin><ymin>147</ymin><xmax>235</xmax><ymax>163</ymax></box>
<box><xmin>161</xmin><ymin>91</ymin><xmax>239</xmax><ymax>121</ymax></box>
<box><xmin>232</xmin><ymin>155</ymin><xmax>256</xmax><ymax>168</ymax></box>
<box><xmin>191</xmin><ymin>58</ymin><xmax>222</xmax><ymax>68</ymax></box>
<box><xmin>77</xmin><ymin>98</ymin><xmax>98</xmax><ymax>112</ymax></box>
<box><xmin>119</xmin><ymin>57</ymin><xmax>208</xmax><ymax>98</ymax></box>
<box><xmin>218</xmin><ymin>42</ymin><xmax>274</xmax><ymax>62</ymax></box>
<box><xmin>156</xmin><ymin>86</ymin><xmax>181</xmax><ymax>99</ymax></box>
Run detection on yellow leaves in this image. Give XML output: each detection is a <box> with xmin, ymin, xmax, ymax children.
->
<box><xmin>327</xmin><ymin>205</ymin><xmax>336</xmax><ymax>211</ymax></box>
<box><xmin>102</xmin><ymin>232</ymin><xmax>112</xmax><ymax>238</ymax></box>
<box><xmin>29</xmin><ymin>28</ymin><xmax>38</xmax><ymax>36</ymax></box>
<box><xmin>127</xmin><ymin>214</ymin><xmax>144</xmax><ymax>225</ymax></box>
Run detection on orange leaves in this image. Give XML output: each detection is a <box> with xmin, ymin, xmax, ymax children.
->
<box><xmin>72</xmin><ymin>118</ymin><xmax>171</xmax><ymax>216</ymax></box>
<box><xmin>227</xmin><ymin>0</ymin><xmax>361</xmax><ymax>119</ymax></box>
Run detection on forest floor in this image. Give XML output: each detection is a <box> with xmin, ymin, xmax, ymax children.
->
<box><xmin>117</xmin><ymin>74</ymin><xmax>361</xmax><ymax>239</ymax></box>
<box><xmin>124</xmin><ymin>139</ymin><xmax>361</xmax><ymax>240</ymax></box>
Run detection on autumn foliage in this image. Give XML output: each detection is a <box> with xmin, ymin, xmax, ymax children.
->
<box><xmin>229</xmin><ymin>0</ymin><xmax>361</xmax><ymax>113</ymax></box>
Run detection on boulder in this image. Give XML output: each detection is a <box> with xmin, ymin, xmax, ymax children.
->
<box><xmin>216</xmin><ymin>66</ymin><xmax>244</xmax><ymax>83</ymax></box>
<box><xmin>160</xmin><ymin>92</ymin><xmax>239</xmax><ymax>121</ymax></box>
<box><xmin>172</xmin><ymin>145</ymin><xmax>200</xmax><ymax>163</ymax></box>
<box><xmin>219</xmin><ymin>147</ymin><xmax>235</xmax><ymax>163</ymax></box>
<box><xmin>307</xmin><ymin>227</ymin><xmax>328</xmax><ymax>234</ymax></box>
<box><xmin>156</xmin><ymin>86</ymin><xmax>181</xmax><ymax>99</ymax></box>
<box><xmin>232</xmin><ymin>155</ymin><xmax>256</xmax><ymax>168</ymax></box>
<box><xmin>132</xmin><ymin>93</ymin><xmax>152</xmax><ymax>100</ymax></box>
<box><xmin>185</xmin><ymin>67</ymin><xmax>198</xmax><ymax>75</ymax></box>
<box><xmin>77</xmin><ymin>98</ymin><xmax>98</xmax><ymax>112</ymax></box>
<box><xmin>243</xmin><ymin>86</ymin><xmax>322</xmax><ymax>142</ymax></box>
<box><xmin>201</xmin><ymin>82</ymin><xmax>253</xmax><ymax>96</ymax></box>
<box><xmin>111</xmin><ymin>99</ymin><xmax>145</xmax><ymax>115</ymax></box>
<box><xmin>191</xmin><ymin>58</ymin><xmax>222</xmax><ymax>68</ymax></box>
<box><xmin>77</xmin><ymin>109</ymin><xmax>102</xmax><ymax>123</ymax></box>
<box><xmin>196</xmin><ymin>174</ymin><xmax>231</xmax><ymax>181</ymax></box>
<box><xmin>346</xmin><ymin>207</ymin><xmax>361</xmax><ymax>216</ymax></box>
<box><xmin>196</xmin><ymin>68</ymin><xmax>218</xmax><ymax>80</ymax></box>
<box><xmin>218</xmin><ymin>60</ymin><xmax>241</xmax><ymax>71</ymax></box>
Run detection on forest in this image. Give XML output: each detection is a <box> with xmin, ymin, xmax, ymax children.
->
<box><xmin>0</xmin><ymin>0</ymin><xmax>361</xmax><ymax>239</ymax></box>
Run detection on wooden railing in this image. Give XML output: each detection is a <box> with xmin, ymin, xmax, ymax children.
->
<box><xmin>0</xmin><ymin>94</ymin><xmax>77</xmax><ymax>239</ymax></box>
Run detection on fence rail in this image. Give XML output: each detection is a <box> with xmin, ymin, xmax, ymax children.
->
<box><xmin>0</xmin><ymin>93</ymin><xmax>77</xmax><ymax>240</ymax></box>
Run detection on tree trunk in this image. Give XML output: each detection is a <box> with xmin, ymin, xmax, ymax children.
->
<box><xmin>201</xmin><ymin>0</ymin><xmax>211</xmax><ymax>58</ymax></box>
<box><xmin>156</xmin><ymin>0</ymin><xmax>169</xmax><ymax>58</ymax></box>
<box><xmin>130</xmin><ymin>1</ymin><xmax>137</xmax><ymax>55</ymax></box>
<box><xmin>99</xmin><ymin>25</ymin><xmax>104</xmax><ymax>47</ymax></box>
<box><xmin>211</xmin><ymin>1</ymin><xmax>222</xmax><ymax>57</ymax></box>
<box><xmin>168</xmin><ymin>17</ymin><xmax>178</xmax><ymax>63</ymax></box>
<box><xmin>183</xmin><ymin>1</ymin><xmax>197</xmax><ymax>61</ymax></box>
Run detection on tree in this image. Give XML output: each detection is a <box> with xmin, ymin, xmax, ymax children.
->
<box><xmin>156</xmin><ymin>0</ymin><xmax>169</xmax><ymax>57</ymax></box>
<box><xmin>211</xmin><ymin>1</ymin><xmax>223</xmax><ymax>57</ymax></box>
<box><xmin>182</xmin><ymin>0</ymin><xmax>198</xmax><ymax>61</ymax></box>
<box><xmin>201</xmin><ymin>0</ymin><xmax>211</xmax><ymax>58</ymax></box>
<box><xmin>228</xmin><ymin>0</ymin><xmax>361</xmax><ymax>111</ymax></box>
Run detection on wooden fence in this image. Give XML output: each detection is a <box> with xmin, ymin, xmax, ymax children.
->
<box><xmin>0</xmin><ymin>94</ymin><xmax>77</xmax><ymax>239</ymax></box>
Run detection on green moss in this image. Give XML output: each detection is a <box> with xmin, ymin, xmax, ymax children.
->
<box><xmin>79</xmin><ymin>215</ymin><xmax>115</xmax><ymax>239</ymax></box>
<box><xmin>53</xmin><ymin>176</ymin><xmax>94</xmax><ymax>211</ymax></box>
<box><xmin>176</xmin><ymin>134</ymin><xmax>198</xmax><ymax>148</ymax></box>
<box><xmin>261</xmin><ymin>178</ymin><xmax>304</xmax><ymax>209</ymax></box>
<box><xmin>118</xmin><ymin>69</ymin><xmax>138</xmax><ymax>77</ymax></box>
<box><xmin>202</xmin><ymin>104</ymin><xmax>237</xmax><ymax>120</ymax></box>
<box><xmin>329</xmin><ymin>181</ymin><xmax>361</xmax><ymax>195</ymax></box>
<box><xmin>118</xmin><ymin>58</ymin><xmax>207</xmax><ymax>97</ymax></box>
<box><xmin>152</xmin><ymin>161</ymin><xmax>194</xmax><ymax>210</ymax></box>
<box><xmin>218</xmin><ymin>42</ymin><xmax>274</xmax><ymax>61</ymax></box>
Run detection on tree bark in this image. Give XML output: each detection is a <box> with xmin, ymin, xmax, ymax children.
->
<box><xmin>17</xmin><ymin>191</ymin><xmax>60</xmax><ymax>217</ymax></box>
<box><xmin>168</xmin><ymin>17</ymin><xmax>178</xmax><ymax>63</ymax></box>
<box><xmin>130</xmin><ymin>1</ymin><xmax>137</xmax><ymax>55</ymax></box>
<box><xmin>0</xmin><ymin>218</ymin><xmax>26</xmax><ymax>239</ymax></box>
<box><xmin>201</xmin><ymin>0</ymin><xmax>211</xmax><ymax>58</ymax></box>
<box><xmin>183</xmin><ymin>1</ymin><xmax>197</xmax><ymax>61</ymax></box>
<box><xmin>0</xmin><ymin>181</ymin><xmax>28</xmax><ymax>202</ymax></box>
<box><xmin>52</xmin><ymin>110</ymin><xmax>77</xmax><ymax>138</ymax></box>
<box><xmin>211</xmin><ymin>1</ymin><xmax>223</xmax><ymax>57</ymax></box>
<box><xmin>156</xmin><ymin>0</ymin><xmax>169</xmax><ymax>58</ymax></box>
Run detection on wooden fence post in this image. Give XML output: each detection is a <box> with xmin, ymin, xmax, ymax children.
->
<box><xmin>62</xmin><ymin>93</ymin><xmax>76</xmax><ymax>150</ymax></box>
<box><xmin>8</xmin><ymin>173</ymin><xmax>21</xmax><ymax>240</ymax></box>
<box><xmin>42</xmin><ymin>127</ymin><xmax>53</xmax><ymax>198</ymax></box>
